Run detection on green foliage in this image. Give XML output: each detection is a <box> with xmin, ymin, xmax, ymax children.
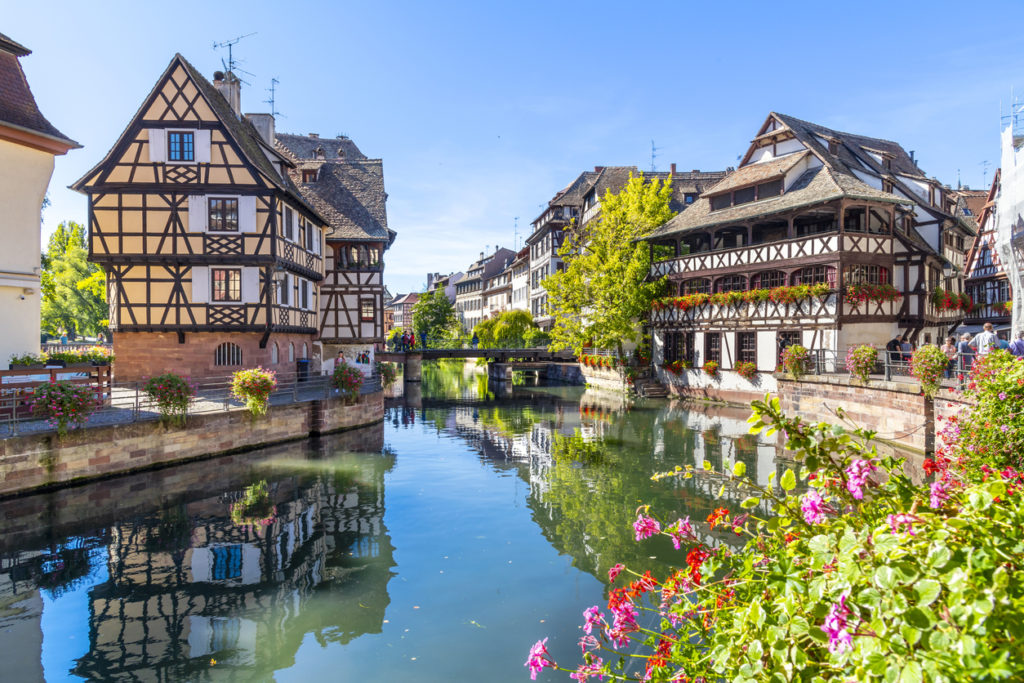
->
<box><xmin>387</xmin><ymin>327</ymin><xmax>404</xmax><ymax>345</ymax></box>
<box><xmin>411</xmin><ymin>290</ymin><xmax>460</xmax><ymax>342</ymax></box>
<box><xmin>230</xmin><ymin>480</ymin><xmax>276</xmax><ymax>527</ymax></box>
<box><xmin>910</xmin><ymin>344</ymin><xmax>950</xmax><ymax>399</ymax></box>
<box><xmin>536</xmin><ymin>386</ymin><xmax>1024</xmax><ymax>682</ymax></box>
<box><xmin>41</xmin><ymin>221</ymin><xmax>108</xmax><ymax>338</ymax></box>
<box><xmin>473</xmin><ymin>309</ymin><xmax>542</xmax><ymax>349</ymax></box>
<box><xmin>31</xmin><ymin>380</ymin><xmax>97</xmax><ymax>437</ymax></box>
<box><xmin>544</xmin><ymin>173</ymin><xmax>674</xmax><ymax>356</ymax></box>
<box><xmin>9</xmin><ymin>352</ymin><xmax>46</xmax><ymax>367</ymax></box>
<box><xmin>144</xmin><ymin>373</ymin><xmax>195</xmax><ymax>425</ymax></box>
<box><xmin>783</xmin><ymin>344</ymin><xmax>811</xmax><ymax>379</ymax></box>
<box><xmin>375</xmin><ymin>360</ymin><xmax>398</xmax><ymax>387</ymax></box>
<box><xmin>231</xmin><ymin>367</ymin><xmax>277</xmax><ymax>417</ymax></box>
<box><xmin>945</xmin><ymin>350</ymin><xmax>1024</xmax><ymax>471</ymax></box>
<box><xmin>551</xmin><ymin>429</ymin><xmax>612</xmax><ymax>466</ymax></box>
<box><xmin>523</xmin><ymin>326</ymin><xmax>551</xmax><ymax>349</ymax></box>
<box><xmin>331</xmin><ymin>361</ymin><xmax>363</xmax><ymax>400</ymax></box>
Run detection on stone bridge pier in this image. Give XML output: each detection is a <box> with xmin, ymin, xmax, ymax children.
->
<box><xmin>487</xmin><ymin>362</ymin><xmax>512</xmax><ymax>382</ymax></box>
<box><xmin>404</xmin><ymin>352</ymin><xmax>422</xmax><ymax>382</ymax></box>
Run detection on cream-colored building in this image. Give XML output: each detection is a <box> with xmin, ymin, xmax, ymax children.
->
<box><xmin>0</xmin><ymin>33</ymin><xmax>77</xmax><ymax>364</ymax></box>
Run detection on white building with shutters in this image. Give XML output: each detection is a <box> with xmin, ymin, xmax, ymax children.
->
<box><xmin>73</xmin><ymin>54</ymin><xmax>326</xmax><ymax>381</ymax></box>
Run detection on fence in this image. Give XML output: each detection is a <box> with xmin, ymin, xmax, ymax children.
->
<box><xmin>0</xmin><ymin>367</ymin><xmax>381</xmax><ymax>438</ymax></box>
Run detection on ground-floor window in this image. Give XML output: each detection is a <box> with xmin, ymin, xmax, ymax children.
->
<box><xmin>704</xmin><ymin>333</ymin><xmax>721</xmax><ymax>364</ymax></box>
<box><xmin>214</xmin><ymin>341</ymin><xmax>243</xmax><ymax>366</ymax></box>
<box><xmin>663</xmin><ymin>331</ymin><xmax>694</xmax><ymax>364</ymax></box>
<box><xmin>738</xmin><ymin>332</ymin><xmax>756</xmax><ymax>364</ymax></box>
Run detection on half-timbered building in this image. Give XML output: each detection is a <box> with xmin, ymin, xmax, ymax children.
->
<box><xmin>962</xmin><ymin>174</ymin><xmax>1011</xmax><ymax>334</ymax></box>
<box><xmin>276</xmin><ymin>132</ymin><xmax>395</xmax><ymax>364</ymax></box>
<box><xmin>645</xmin><ymin>113</ymin><xmax>976</xmax><ymax>374</ymax></box>
<box><xmin>72</xmin><ymin>55</ymin><xmax>327</xmax><ymax>381</ymax></box>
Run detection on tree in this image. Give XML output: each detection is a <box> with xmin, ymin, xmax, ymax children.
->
<box><xmin>472</xmin><ymin>309</ymin><xmax>540</xmax><ymax>349</ymax></box>
<box><xmin>41</xmin><ymin>221</ymin><xmax>108</xmax><ymax>338</ymax></box>
<box><xmin>410</xmin><ymin>290</ymin><xmax>459</xmax><ymax>343</ymax></box>
<box><xmin>543</xmin><ymin>173</ymin><xmax>674</xmax><ymax>357</ymax></box>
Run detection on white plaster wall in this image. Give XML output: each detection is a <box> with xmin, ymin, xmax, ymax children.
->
<box><xmin>756</xmin><ymin>330</ymin><xmax>777</xmax><ymax>370</ymax></box>
<box><xmin>775</xmin><ymin>137</ymin><xmax>804</xmax><ymax>157</ymax></box>
<box><xmin>656</xmin><ymin>366</ymin><xmax>779</xmax><ymax>394</ymax></box>
<box><xmin>0</xmin><ymin>139</ymin><xmax>54</xmax><ymax>363</ymax></box>
<box><xmin>851</xmin><ymin>168</ymin><xmax>883</xmax><ymax>190</ymax></box>
<box><xmin>836</xmin><ymin>322</ymin><xmax>896</xmax><ymax>352</ymax></box>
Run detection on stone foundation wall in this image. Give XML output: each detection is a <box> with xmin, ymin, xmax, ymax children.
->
<box><xmin>658</xmin><ymin>367</ymin><xmax>777</xmax><ymax>406</ymax></box>
<box><xmin>0</xmin><ymin>391</ymin><xmax>384</xmax><ymax>497</ymax></box>
<box><xmin>580</xmin><ymin>364</ymin><xmax>627</xmax><ymax>392</ymax></box>
<box><xmin>112</xmin><ymin>331</ymin><xmax>318</xmax><ymax>382</ymax></box>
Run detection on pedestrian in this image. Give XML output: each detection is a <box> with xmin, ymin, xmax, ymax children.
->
<box><xmin>970</xmin><ymin>322</ymin><xmax>999</xmax><ymax>358</ymax></box>
<box><xmin>956</xmin><ymin>332</ymin><xmax>973</xmax><ymax>382</ymax></box>
<box><xmin>419</xmin><ymin>331</ymin><xmax>426</xmax><ymax>349</ymax></box>
<box><xmin>1009</xmin><ymin>330</ymin><xmax>1024</xmax><ymax>357</ymax></box>
<box><xmin>885</xmin><ymin>334</ymin><xmax>903</xmax><ymax>364</ymax></box>
<box><xmin>336</xmin><ymin>350</ymin><xmax>346</xmax><ymax>366</ymax></box>
<box><xmin>940</xmin><ymin>336</ymin><xmax>957</xmax><ymax>379</ymax></box>
<box><xmin>471</xmin><ymin>332</ymin><xmax>479</xmax><ymax>349</ymax></box>
<box><xmin>900</xmin><ymin>337</ymin><xmax>912</xmax><ymax>363</ymax></box>
<box><xmin>997</xmin><ymin>335</ymin><xmax>1010</xmax><ymax>351</ymax></box>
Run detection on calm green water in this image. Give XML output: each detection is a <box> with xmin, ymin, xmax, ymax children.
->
<box><xmin>0</xmin><ymin>362</ymin><xmax>781</xmax><ymax>681</ymax></box>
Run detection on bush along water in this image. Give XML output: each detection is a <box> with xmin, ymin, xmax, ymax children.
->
<box><xmin>332</xmin><ymin>361</ymin><xmax>363</xmax><ymax>400</ymax></box>
<box><xmin>31</xmin><ymin>379</ymin><xmax>97</xmax><ymax>437</ymax></box>
<box><xmin>526</xmin><ymin>375</ymin><xmax>1024</xmax><ymax>681</ymax></box>
<box><xmin>375</xmin><ymin>360</ymin><xmax>398</xmax><ymax>388</ymax></box>
<box><xmin>231</xmin><ymin>367</ymin><xmax>277</xmax><ymax>418</ymax></box>
<box><xmin>144</xmin><ymin>372</ymin><xmax>196</xmax><ymax>425</ymax></box>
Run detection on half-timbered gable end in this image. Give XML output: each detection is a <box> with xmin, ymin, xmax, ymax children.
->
<box><xmin>275</xmin><ymin>133</ymin><xmax>395</xmax><ymax>357</ymax></box>
<box><xmin>962</xmin><ymin>173</ymin><xmax>1010</xmax><ymax>333</ymax></box>
<box><xmin>73</xmin><ymin>54</ymin><xmax>327</xmax><ymax>381</ymax></box>
<box><xmin>645</xmin><ymin>112</ymin><xmax>975</xmax><ymax>375</ymax></box>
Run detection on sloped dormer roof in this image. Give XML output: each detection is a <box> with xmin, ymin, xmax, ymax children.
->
<box><xmin>0</xmin><ymin>32</ymin><xmax>78</xmax><ymax>153</ymax></box>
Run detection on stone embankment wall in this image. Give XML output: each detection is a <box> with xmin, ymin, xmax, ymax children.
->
<box><xmin>579</xmin><ymin>364</ymin><xmax>627</xmax><ymax>392</ymax></box>
<box><xmin>0</xmin><ymin>391</ymin><xmax>384</xmax><ymax>497</ymax></box>
<box><xmin>657</xmin><ymin>367</ymin><xmax>778</xmax><ymax>406</ymax></box>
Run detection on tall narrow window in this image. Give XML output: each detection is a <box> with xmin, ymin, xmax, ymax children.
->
<box><xmin>705</xmin><ymin>333</ymin><xmax>721</xmax><ymax>363</ymax></box>
<box><xmin>361</xmin><ymin>298</ymin><xmax>375</xmax><ymax>321</ymax></box>
<box><xmin>214</xmin><ymin>342</ymin><xmax>243</xmax><ymax>366</ymax></box>
<box><xmin>208</xmin><ymin>198</ymin><xmax>239</xmax><ymax>232</ymax></box>
<box><xmin>283</xmin><ymin>207</ymin><xmax>294</xmax><ymax>240</ymax></box>
<box><xmin>302</xmin><ymin>169</ymin><xmax>317</xmax><ymax>182</ymax></box>
<box><xmin>211</xmin><ymin>268</ymin><xmax>241</xmax><ymax>302</ymax></box>
<box><xmin>299</xmin><ymin>217</ymin><xmax>307</xmax><ymax>251</ymax></box>
<box><xmin>738</xmin><ymin>332</ymin><xmax>756</xmax><ymax>364</ymax></box>
<box><xmin>167</xmin><ymin>131</ymin><xmax>194</xmax><ymax>162</ymax></box>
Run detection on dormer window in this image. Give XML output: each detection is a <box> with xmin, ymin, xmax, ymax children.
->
<box><xmin>708</xmin><ymin>178</ymin><xmax>783</xmax><ymax>211</ymax></box>
<box><xmin>315</xmin><ymin>146</ymin><xmax>325</xmax><ymax>159</ymax></box>
<box><xmin>168</xmin><ymin>131</ymin><xmax>194</xmax><ymax>162</ymax></box>
<box><xmin>302</xmin><ymin>169</ymin><xmax>317</xmax><ymax>183</ymax></box>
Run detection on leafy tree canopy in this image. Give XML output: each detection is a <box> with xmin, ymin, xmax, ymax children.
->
<box><xmin>543</xmin><ymin>173</ymin><xmax>674</xmax><ymax>357</ymax></box>
<box><xmin>411</xmin><ymin>290</ymin><xmax>460</xmax><ymax>342</ymax></box>
<box><xmin>472</xmin><ymin>309</ymin><xmax>540</xmax><ymax>349</ymax></box>
<box><xmin>41</xmin><ymin>221</ymin><xmax>107</xmax><ymax>338</ymax></box>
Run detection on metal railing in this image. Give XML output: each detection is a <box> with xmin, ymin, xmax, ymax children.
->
<box><xmin>0</xmin><ymin>368</ymin><xmax>381</xmax><ymax>438</ymax></box>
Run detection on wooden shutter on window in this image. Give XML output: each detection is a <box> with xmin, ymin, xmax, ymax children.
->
<box><xmin>239</xmin><ymin>195</ymin><xmax>257</xmax><ymax>233</ymax></box>
<box><xmin>195</xmin><ymin>129</ymin><xmax>211</xmax><ymax>163</ymax></box>
<box><xmin>191</xmin><ymin>266</ymin><xmax>209</xmax><ymax>303</ymax></box>
<box><xmin>148</xmin><ymin>129</ymin><xmax>167</xmax><ymax>162</ymax></box>
<box><xmin>241</xmin><ymin>268</ymin><xmax>260</xmax><ymax>303</ymax></box>
<box><xmin>188</xmin><ymin>195</ymin><xmax>207</xmax><ymax>232</ymax></box>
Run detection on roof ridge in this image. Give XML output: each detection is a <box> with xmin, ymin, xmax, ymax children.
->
<box><xmin>772</xmin><ymin>111</ymin><xmax>905</xmax><ymax>150</ymax></box>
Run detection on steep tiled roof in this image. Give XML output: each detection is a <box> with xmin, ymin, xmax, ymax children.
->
<box><xmin>550</xmin><ymin>171</ymin><xmax>599</xmax><ymax>207</ymax></box>
<box><xmin>700</xmin><ymin>152</ymin><xmax>809</xmax><ymax>196</ymax></box>
<box><xmin>0</xmin><ymin>35</ymin><xmax>77</xmax><ymax>148</ymax></box>
<box><xmin>275</xmin><ymin>133</ymin><xmax>366</xmax><ymax>162</ymax></box>
<box><xmin>277</xmin><ymin>133</ymin><xmax>392</xmax><ymax>244</ymax></box>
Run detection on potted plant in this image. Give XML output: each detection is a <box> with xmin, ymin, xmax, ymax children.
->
<box><xmin>735</xmin><ymin>361</ymin><xmax>758</xmax><ymax>381</ymax></box>
<box><xmin>846</xmin><ymin>344</ymin><xmax>878</xmax><ymax>385</ymax></box>
<box><xmin>702</xmin><ymin>360</ymin><xmax>719</xmax><ymax>377</ymax></box>
<box><xmin>231</xmin><ymin>367</ymin><xmax>277</xmax><ymax>418</ymax></box>
<box><xmin>144</xmin><ymin>372</ymin><xmax>196</xmax><ymax>425</ymax></box>
<box><xmin>30</xmin><ymin>379</ymin><xmax>97</xmax><ymax>437</ymax></box>
<box><xmin>910</xmin><ymin>344</ymin><xmax>950</xmax><ymax>399</ymax></box>
<box><xmin>781</xmin><ymin>344</ymin><xmax>811</xmax><ymax>380</ymax></box>
<box><xmin>9</xmin><ymin>352</ymin><xmax>48</xmax><ymax>370</ymax></box>
<box><xmin>375</xmin><ymin>360</ymin><xmax>398</xmax><ymax>388</ymax></box>
<box><xmin>332</xmin><ymin>361</ymin><xmax>364</xmax><ymax>401</ymax></box>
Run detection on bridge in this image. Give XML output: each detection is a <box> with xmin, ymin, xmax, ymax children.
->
<box><xmin>375</xmin><ymin>347</ymin><xmax>577</xmax><ymax>382</ymax></box>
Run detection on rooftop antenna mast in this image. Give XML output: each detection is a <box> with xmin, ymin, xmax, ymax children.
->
<box><xmin>650</xmin><ymin>139</ymin><xmax>661</xmax><ymax>172</ymax></box>
<box><xmin>980</xmin><ymin>160</ymin><xmax>991</xmax><ymax>189</ymax></box>
<box><xmin>264</xmin><ymin>77</ymin><xmax>282</xmax><ymax>117</ymax></box>
<box><xmin>513</xmin><ymin>216</ymin><xmax>520</xmax><ymax>250</ymax></box>
<box><xmin>213</xmin><ymin>33</ymin><xmax>257</xmax><ymax>84</ymax></box>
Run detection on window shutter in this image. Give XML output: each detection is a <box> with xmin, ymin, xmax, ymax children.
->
<box><xmin>187</xmin><ymin>195</ymin><xmax>207</xmax><ymax>232</ymax></box>
<box><xmin>291</xmin><ymin>209</ymin><xmax>299</xmax><ymax>241</ymax></box>
<box><xmin>241</xmin><ymin>268</ymin><xmax>261</xmax><ymax>303</ymax></box>
<box><xmin>148</xmin><ymin>129</ymin><xmax>166</xmax><ymax>163</ymax></box>
<box><xmin>191</xmin><ymin>266</ymin><xmax>209</xmax><ymax>303</ymax></box>
<box><xmin>195</xmin><ymin>129</ymin><xmax>211</xmax><ymax>163</ymax></box>
<box><xmin>239</xmin><ymin>195</ymin><xmax>257</xmax><ymax>232</ymax></box>
<box><xmin>280</xmin><ymin>274</ymin><xmax>290</xmax><ymax>306</ymax></box>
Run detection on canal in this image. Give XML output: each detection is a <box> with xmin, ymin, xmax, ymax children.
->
<box><xmin>0</xmin><ymin>361</ymin><xmax>782</xmax><ymax>681</ymax></box>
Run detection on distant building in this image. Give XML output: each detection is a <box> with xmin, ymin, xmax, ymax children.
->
<box><xmin>73</xmin><ymin>55</ymin><xmax>326</xmax><ymax>381</ymax></box>
<box><xmin>389</xmin><ymin>292</ymin><xmax>419</xmax><ymax>331</ymax></box>
<box><xmin>0</xmin><ymin>32</ymin><xmax>78</xmax><ymax>363</ymax></box>
<box><xmin>960</xmin><ymin>180</ymin><xmax>1007</xmax><ymax>334</ymax></box>
<box><xmin>509</xmin><ymin>247</ymin><xmax>530</xmax><ymax>312</ymax></box>
<box><xmin>276</xmin><ymin>131</ymin><xmax>396</xmax><ymax>360</ymax></box>
<box><xmin>455</xmin><ymin>247</ymin><xmax>515</xmax><ymax>331</ymax></box>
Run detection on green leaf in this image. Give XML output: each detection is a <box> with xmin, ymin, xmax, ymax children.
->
<box><xmin>899</xmin><ymin>661</ymin><xmax>923</xmax><ymax>683</ymax></box>
<box><xmin>905</xmin><ymin>607</ymin><xmax>933</xmax><ymax>630</ymax></box>
<box><xmin>703</xmin><ymin>460</ymin><xmax>712</xmax><ymax>471</ymax></box>
<box><xmin>913</xmin><ymin>580</ymin><xmax>941</xmax><ymax>607</ymax></box>
<box><xmin>875</xmin><ymin>566</ymin><xmax>898</xmax><ymax>590</ymax></box>
<box><xmin>866</xmin><ymin>652</ymin><xmax>888</xmax><ymax>675</ymax></box>
<box><xmin>741</xmin><ymin>496</ymin><xmax>760</xmax><ymax>509</ymax></box>
<box><xmin>780</xmin><ymin>469</ymin><xmax>796</xmax><ymax>492</ymax></box>
<box><xmin>733</xmin><ymin>461</ymin><xmax>747</xmax><ymax>477</ymax></box>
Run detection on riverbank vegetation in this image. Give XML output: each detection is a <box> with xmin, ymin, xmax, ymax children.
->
<box><xmin>527</xmin><ymin>350</ymin><xmax>1024</xmax><ymax>682</ymax></box>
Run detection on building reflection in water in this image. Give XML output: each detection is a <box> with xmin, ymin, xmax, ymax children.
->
<box><xmin>0</xmin><ymin>425</ymin><xmax>395</xmax><ymax>681</ymax></box>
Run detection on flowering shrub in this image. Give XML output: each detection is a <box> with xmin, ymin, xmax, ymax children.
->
<box><xmin>9</xmin><ymin>352</ymin><xmax>47</xmax><ymax>367</ymax></box>
<box><xmin>930</xmin><ymin>287</ymin><xmax>972</xmax><ymax>312</ymax></box>
<box><xmin>1001</xmin><ymin>300</ymin><xmax>1013</xmax><ymax>313</ymax></box>
<box><xmin>375</xmin><ymin>360</ymin><xmax>398</xmax><ymax>387</ymax></box>
<box><xmin>734</xmin><ymin>361</ymin><xmax>757</xmax><ymax>380</ymax></box>
<box><xmin>846</xmin><ymin>344</ymin><xmax>877</xmax><ymax>384</ymax></box>
<box><xmin>701</xmin><ymin>360</ymin><xmax>718</xmax><ymax>377</ymax></box>
<box><xmin>578</xmin><ymin>354</ymin><xmax>619</xmax><ymax>370</ymax></box>
<box><xmin>144</xmin><ymin>372</ymin><xmax>195</xmax><ymax>425</ymax></box>
<box><xmin>781</xmin><ymin>344</ymin><xmax>810</xmax><ymax>379</ymax></box>
<box><xmin>527</xmin><ymin>390</ymin><xmax>1024</xmax><ymax>682</ymax></box>
<box><xmin>81</xmin><ymin>346</ymin><xmax>115</xmax><ymax>364</ymax></box>
<box><xmin>660</xmin><ymin>360</ymin><xmax>690</xmax><ymax>376</ymax></box>
<box><xmin>231</xmin><ymin>367</ymin><xmax>277</xmax><ymax>417</ymax></box>
<box><xmin>844</xmin><ymin>283</ymin><xmax>901</xmax><ymax>307</ymax></box>
<box><xmin>31</xmin><ymin>380</ymin><xmax>97</xmax><ymax>437</ymax></box>
<box><xmin>652</xmin><ymin>285</ymin><xmax>831</xmax><ymax>314</ymax></box>
<box><xmin>332</xmin><ymin>361</ymin><xmax>364</xmax><ymax>400</ymax></box>
<box><xmin>909</xmin><ymin>344</ymin><xmax>949</xmax><ymax>399</ymax></box>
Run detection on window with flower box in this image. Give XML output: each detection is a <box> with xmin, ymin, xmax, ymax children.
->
<box><xmin>843</xmin><ymin>265</ymin><xmax>889</xmax><ymax>285</ymax></box>
<box><xmin>705</xmin><ymin>333</ymin><xmax>721</xmax><ymax>363</ymax></box>
<box><xmin>682</xmin><ymin>278</ymin><xmax>710</xmax><ymax>295</ymax></box>
<box><xmin>716</xmin><ymin>275</ymin><xmax>747</xmax><ymax>292</ymax></box>
<box><xmin>738</xmin><ymin>332</ymin><xmax>756</xmax><ymax>364</ymax></box>
<box><xmin>751</xmin><ymin>270</ymin><xmax>786</xmax><ymax>289</ymax></box>
<box><xmin>792</xmin><ymin>266</ymin><xmax>835</xmax><ymax>287</ymax></box>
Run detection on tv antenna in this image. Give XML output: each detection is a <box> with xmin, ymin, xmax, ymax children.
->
<box><xmin>264</xmin><ymin>77</ymin><xmax>283</xmax><ymax>117</ymax></box>
<box><xmin>213</xmin><ymin>33</ymin><xmax>257</xmax><ymax>81</ymax></box>
<box><xmin>650</xmin><ymin>139</ymin><xmax>661</xmax><ymax>172</ymax></box>
<box><xmin>980</xmin><ymin>160</ymin><xmax>991</xmax><ymax>189</ymax></box>
<box><xmin>513</xmin><ymin>216</ymin><xmax>520</xmax><ymax>250</ymax></box>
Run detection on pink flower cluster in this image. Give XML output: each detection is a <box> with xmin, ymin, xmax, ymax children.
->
<box><xmin>633</xmin><ymin>513</ymin><xmax>660</xmax><ymax>541</ymax></box>
<box><xmin>525</xmin><ymin>638</ymin><xmax>555</xmax><ymax>680</ymax></box>
<box><xmin>822</xmin><ymin>593</ymin><xmax>854</xmax><ymax>654</ymax></box>
<box><xmin>845</xmin><ymin>459</ymin><xmax>876</xmax><ymax>500</ymax></box>
<box><xmin>800</xmin><ymin>490</ymin><xmax>829</xmax><ymax>524</ymax></box>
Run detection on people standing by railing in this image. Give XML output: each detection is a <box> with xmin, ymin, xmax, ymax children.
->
<box><xmin>956</xmin><ymin>333</ymin><xmax>974</xmax><ymax>387</ymax></box>
<box><xmin>940</xmin><ymin>336</ymin><xmax>958</xmax><ymax>379</ymax></box>
<box><xmin>1009</xmin><ymin>331</ymin><xmax>1024</xmax><ymax>358</ymax></box>
<box><xmin>970</xmin><ymin>322</ymin><xmax>999</xmax><ymax>359</ymax></box>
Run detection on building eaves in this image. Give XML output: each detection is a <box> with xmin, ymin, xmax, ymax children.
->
<box><xmin>699</xmin><ymin>152</ymin><xmax>809</xmax><ymax>197</ymax></box>
<box><xmin>0</xmin><ymin>43</ymin><xmax>78</xmax><ymax>149</ymax></box>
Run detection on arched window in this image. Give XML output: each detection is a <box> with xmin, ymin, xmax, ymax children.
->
<box><xmin>271</xmin><ymin>342</ymin><xmax>279</xmax><ymax>364</ymax></box>
<box><xmin>214</xmin><ymin>342</ymin><xmax>243</xmax><ymax>366</ymax></box>
<box><xmin>791</xmin><ymin>266</ymin><xmax>837</xmax><ymax>287</ymax></box>
<box><xmin>716</xmin><ymin>275</ymin><xmax>747</xmax><ymax>292</ymax></box>
<box><xmin>289</xmin><ymin>342</ymin><xmax>295</xmax><ymax>362</ymax></box>
<box><xmin>301</xmin><ymin>343</ymin><xmax>308</xmax><ymax>359</ymax></box>
<box><xmin>682</xmin><ymin>278</ymin><xmax>710</xmax><ymax>295</ymax></box>
<box><xmin>751</xmin><ymin>270</ymin><xmax>786</xmax><ymax>289</ymax></box>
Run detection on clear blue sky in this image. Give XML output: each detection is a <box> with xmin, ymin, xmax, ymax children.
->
<box><xmin>5</xmin><ymin>0</ymin><xmax>1023</xmax><ymax>295</ymax></box>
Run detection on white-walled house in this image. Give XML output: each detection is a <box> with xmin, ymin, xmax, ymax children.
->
<box><xmin>0</xmin><ymin>32</ymin><xmax>78</xmax><ymax>363</ymax></box>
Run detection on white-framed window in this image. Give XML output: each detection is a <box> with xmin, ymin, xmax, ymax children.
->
<box><xmin>148</xmin><ymin>128</ymin><xmax>211</xmax><ymax>164</ymax></box>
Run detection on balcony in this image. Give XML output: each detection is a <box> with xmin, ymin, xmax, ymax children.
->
<box><xmin>650</xmin><ymin>294</ymin><xmax>841</xmax><ymax>327</ymax></box>
<box><xmin>278</xmin><ymin>240</ymin><xmax>324</xmax><ymax>279</ymax></box>
<box><xmin>651</xmin><ymin>233</ymin><xmax>893</xmax><ymax>278</ymax></box>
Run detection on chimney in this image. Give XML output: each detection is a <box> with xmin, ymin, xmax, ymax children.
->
<box><xmin>245</xmin><ymin>113</ymin><xmax>275</xmax><ymax>145</ymax></box>
<box><xmin>691</xmin><ymin>169</ymin><xmax>699</xmax><ymax>173</ymax></box>
<box><xmin>594</xmin><ymin>166</ymin><xmax>605</xmax><ymax>173</ymax></box>
<box><xmin>212</xmin><ymin>71</ymin><xmax>241</xmax><ymax>116</ymax></box>
<box><xmin>670</xmin><ymin>163</ymin><xmax>676</xmax><ymax>175</ymax></box>
<box><xmin>909</xmin><ymin>150</ymin><xmax>916</xmax><ymax>163</ymax></box>
<box><xmin>309</xmin><ymin>133</ymin><xmax>319</xmax><ymax>139</ymax></box>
